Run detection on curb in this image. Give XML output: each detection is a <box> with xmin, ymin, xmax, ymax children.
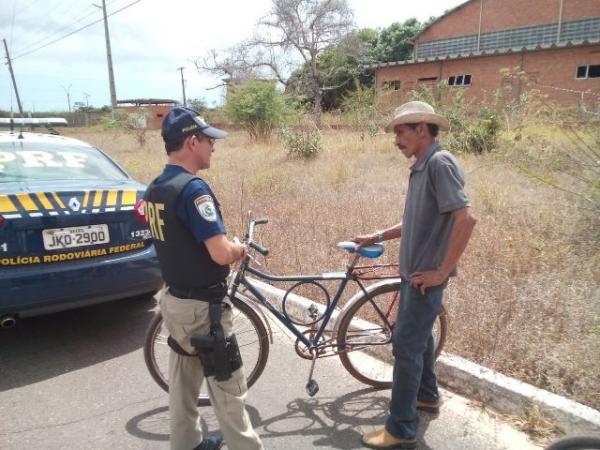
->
<box><xmin>246</xmin><ymin>278</ymin><xmax>600</xmax><ymax>434</ymax></box>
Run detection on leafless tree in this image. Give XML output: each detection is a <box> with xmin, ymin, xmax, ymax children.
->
<box><xmin>195</xmin><ymin>0</ymin><xmax>354</xmax><ymax>126</ymax></box>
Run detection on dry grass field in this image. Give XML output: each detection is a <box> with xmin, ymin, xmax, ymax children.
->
<box><xmin>65</xmin><ymin>123</ymin><xmax>600</xmax><ymax>412</ymax></box>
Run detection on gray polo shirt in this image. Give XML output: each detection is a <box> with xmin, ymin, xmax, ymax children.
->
<box><xmin>399</xmin><ymin>142</ymin><xmax>470</xmax><ymax>279</ymax></box>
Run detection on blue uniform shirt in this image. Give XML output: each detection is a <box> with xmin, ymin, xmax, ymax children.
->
<box><xmin>155</xmin><ymin>165</ymin><xmax>226</xmax><ymax>244</ymax></box>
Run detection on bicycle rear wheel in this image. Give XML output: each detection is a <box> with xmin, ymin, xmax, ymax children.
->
<box><xmin>143</xmin><ymin>295</ymin><xmax>269</xmax><ymax>406</ymax></box>
<box><xmin>337</xmin><ymin>281</ymin><xmax>447</xmax><ymax>388</ymax></box>
<box><xmin>545</xmin><ymin>436</ymin><xmax>600</xmax><ymax>450</ymax></box>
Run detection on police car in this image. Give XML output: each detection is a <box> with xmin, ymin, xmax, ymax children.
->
<box><xmin>0</xmin><ymin>119</ymin><xmax>163</xmax><ymax>326</ymax></box>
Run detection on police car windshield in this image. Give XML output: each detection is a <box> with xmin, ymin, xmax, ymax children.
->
<box><xmin>0</xmin><ymin>141</ymin><xmax>128</xmax><ymax>182</ymax></box>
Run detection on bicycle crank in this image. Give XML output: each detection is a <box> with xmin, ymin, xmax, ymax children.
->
<box><xmin>305</xmin><ymin>351</ymin><xmax>320</xmax><ymax>397</ymax></box>
<box><xmin>294</xmin><ymin>329</ymin><xmax>328</xmax><ymax>360</ymax></box>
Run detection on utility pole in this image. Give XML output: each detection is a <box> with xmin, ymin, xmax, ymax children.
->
<box><xmin>61</xmin><ymin>84</ymin><xmax>72</xmax><ymax>113</ymax></box>
<box><xmin>83</xmin><ymin>92</ymin><xmax>91</xmax><ymax>127</ymax></box>
<box><xmin>178</xmin><ymin>66</ymin><xmax>187</xmax><ymax>106</ymax></box>
<box><xmin>94</xmin><ymin>0</ymin><xmax>117</xmax><ymax>114</ymax></box>
<box><xmin>2</xmin><ymin>38</ymin><xmax>24</xmax><ymax>116</ymax></box>
<box><xmin>83</xmin><ymin>92</ymin><xmax>90</xmax><ymax>127</ymax></box>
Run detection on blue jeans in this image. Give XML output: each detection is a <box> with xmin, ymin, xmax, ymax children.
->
<box><xmin>385</xmin><ymin>278</ymin><xmax>445</xmax><ymax>439</ymax></box>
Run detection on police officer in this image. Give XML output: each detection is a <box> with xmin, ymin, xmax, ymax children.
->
<box><xmin>144</xmin><ymin>107</ymin><xmax>264</xmax><ymax>450</ymax></box>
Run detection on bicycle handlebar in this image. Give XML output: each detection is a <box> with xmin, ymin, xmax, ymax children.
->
<box><xmin>244</xmin><ymin>216</ymin><xmax>269</xmax><ymax>256</ymax></box>
<box><xmin>249</xmin><ymin>241</ymin><xmax>269</xmax><ymax>256</ymax></box>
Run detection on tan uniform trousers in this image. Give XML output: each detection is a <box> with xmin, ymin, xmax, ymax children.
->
<box><xmin>160</xmin><ymin>289</ymin><xmax>264</xmax><ymax>450</ymax></box>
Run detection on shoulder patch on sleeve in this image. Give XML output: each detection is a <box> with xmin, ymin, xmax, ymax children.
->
<box><xmin>194</xmin><ymin>195</ymin><xmax>218</xmax><ymax>222</ymax></box>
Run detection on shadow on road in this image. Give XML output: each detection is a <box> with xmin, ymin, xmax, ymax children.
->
<box><xmin>125</xmin><ymin>387</ymin><xmax>436</xmax><ymax>450</ymax></box>
<box><xmin>254</xmin><ymin>387</ymin><xmax>435</xmax><ymax>449</ymax></box>
<box><xmin>0</xmin><ymin>294</ymin><xmax>157</xmax><ymax>392</ymax></box>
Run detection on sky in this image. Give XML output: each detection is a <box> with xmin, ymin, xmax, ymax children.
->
<box><xmin>0</xmin><ymin>0</ymin><xmax>466</xmax><ymax>113</ymax></box>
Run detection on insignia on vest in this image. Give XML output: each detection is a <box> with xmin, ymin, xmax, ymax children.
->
<box><xmin>194</xmin><ymin>195</ymin><xmax>217</xmax><ymax>222</ymax></box>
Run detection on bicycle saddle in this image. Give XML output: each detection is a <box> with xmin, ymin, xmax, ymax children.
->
<box><xmin>337</xmin><ymin>241</ymin><xmax>384</xmax><ymax>258</ymax></box>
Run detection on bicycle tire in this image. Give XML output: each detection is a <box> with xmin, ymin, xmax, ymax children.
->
<box><xmin>337</xmin><ymin>281</ymin><xmax>447</xmax><ymax>388</ymax></box>
<box><xmin>545</xmin><ymin>436</ymin><xmax>600</xmax><ymax>450</ymax></box>
<box><xmin>143</xmin><ymin>294</ymin><xmax>270</xmax><ymax>406</ymax></box>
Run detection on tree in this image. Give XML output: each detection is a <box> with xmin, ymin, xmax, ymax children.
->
<box><xmin>373</xmin><ymin>18</ymin><xmax>424</xmax><ymax>63</ymax></box>
<box><xmin>196</xmin><ymin>0</ymin><xmax>354</xmax><ymax>127</ymax></box>
<box><xmin>187</xmin><ymin>98</ymin><xmax>207</xmax><ymax>113</ymax></box>
<box><xmin>286</xmin><ymin>27</ymin><xmax>378</xmax><ymax>110</ymax></box>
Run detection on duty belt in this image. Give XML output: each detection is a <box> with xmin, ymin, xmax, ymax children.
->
<box><xmin>169</xmin><ymin>281</ymin><xmax>227</xmax><ymax>302</ymax></box>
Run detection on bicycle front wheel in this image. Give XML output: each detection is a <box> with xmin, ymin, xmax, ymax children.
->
<box><xmin>545</xmin><ymin>436</ymin><xmax>600</xmax><ymax>450</ymax></box>
<box><xmin>337</xmin><ymin>282</ymin><xmax>447</xmax><ymax>388</ymax></box>
<box><xmin>143</xmin><ymin>294</ymin><xmax>270</xmax><ymax>406</ymax></box>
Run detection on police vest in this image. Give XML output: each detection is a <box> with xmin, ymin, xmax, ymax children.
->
<box><xmin>144</xmin><ymin>171</ymin><xmax>229</xmax><ymax>290</ymax></box>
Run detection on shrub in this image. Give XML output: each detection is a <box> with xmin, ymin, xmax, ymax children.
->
<box><xmin>280</xmin><ymin>117</ymin><xmax>322</xmax><ymax>158</ymax></box>
<box><xmin>226</xmin><ymin>79</ymin><xmax>295</xmax><ymax>141</ymax></box>
<box><xmin>99</xmin><ymin>111</ymin><xmax>148</xmax><ymax>146</ymax></box>
<box><xmin>341</xmin><ymin>82</ymin><xmax>382</xmax><ymax>138</ymax></box>
<box><xmin>409</xmin><ymin>84</ymin><xmax>501</xmax><ymax>154</ymax></box>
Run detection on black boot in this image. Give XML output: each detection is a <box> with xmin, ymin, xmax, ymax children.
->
<box><xmin>193</xmin><ymin>434</ymin><xmax>224</xmax><ymax>450</ymax></box>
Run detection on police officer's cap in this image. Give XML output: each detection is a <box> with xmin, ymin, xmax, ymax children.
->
<box><xmin>162</xmin><ymin>106</ymin><xmax>227</xmax><ymax>143</ymax></box>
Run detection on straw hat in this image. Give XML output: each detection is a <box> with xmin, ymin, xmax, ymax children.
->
<box><xmin>384</xmin><ymin>101</ymin><xmax>450</xmax><ymax>132</ymax></box>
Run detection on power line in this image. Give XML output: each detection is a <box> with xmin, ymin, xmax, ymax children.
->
<box><xmin>13</xmin><ymin>0</ymin><xmax>127</xmax><ymax>57</ymax></box>
<box><xmin>13</xmin><ymin>2</ymin><xmax>97</xmax><ymax>53</ymax></box>
<box><xmin>14</xmin><ymin>9</ymin><xmax>102</xmax><ymax>55</ymax></box>
<box><xmin>11</xmin><ymin>0</ymin><xmax>142</xmax><ymax>61</ymax></box>
<box><xmin>13</xmin><ymin>0</ymin><xmax>123</xmax><ymax>56</ymax></box>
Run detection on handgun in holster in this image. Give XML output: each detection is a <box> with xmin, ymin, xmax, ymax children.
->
<box><xmin>190</xmin><ymin>302</ymin><xmax>243</xmax><ymax>381</ymax></box>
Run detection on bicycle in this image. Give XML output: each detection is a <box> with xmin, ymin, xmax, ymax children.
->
<box><xmin>144</xmin><ymin>215</ymin><xmax>447</xmax><ymax>405</ymax></box>
<box><xmin>545</xmin><ymin>436</ymin><xmax>600</xmax><ymax>450</ymax></box>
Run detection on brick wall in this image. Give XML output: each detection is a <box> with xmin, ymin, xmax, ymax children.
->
<box><xmin>376</xmin><ymin>45</ymin><xmax>600</xmax><ymax>108</ymax></box>
<box><xmin>417</xmin><ymin>0</ymin><xmax>481</xmax><ymax>41</ymax></box>
<box><xmin>562</xmin><ymin>0</ymin><xmax>600</xmax><ymax>21</ymax></box>
<box><xmin>417</xmin><ymin>0</ymin><xmax>600</xmax><ymax>43</ymax></box>
<box><xmin>118</xmin><ymin>105</ymin><xmax>172</xmax><ymax>129</ymax></box>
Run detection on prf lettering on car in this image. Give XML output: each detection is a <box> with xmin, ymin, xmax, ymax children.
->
<box><xmin>145</xmin><ymin>201</ymin><xmax>165</xmax><ymax>241</ymax></box>
<box><xmin>0</xmin><ymin>151</ymin><xmax>88</xmax><ymax>169</ymax></box>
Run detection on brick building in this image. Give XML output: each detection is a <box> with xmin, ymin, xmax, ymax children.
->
<box><xmin>373</xmin><ymin>0</ymin><xmax>600</xmax><ymax>109</ymax></box>
<box><xmin>116</xmin><ymin>99</ymin><xmax>179</xmax><ymax>129</ymax></box>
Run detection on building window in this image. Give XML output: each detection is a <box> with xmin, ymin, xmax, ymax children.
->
<box><xmin>418</xmin><ymin>77</ymin><xmax>438</xmax><ymax>83</ymax></box>
<box><xmin>382</xmin><ymin>80</ymin><xmax>401</xmax><ymax>90</ymax></box>
<box><xmin>416</xmin><ymin>17</ymin><xmax>599</xmax><ymax>60</ymax></box>
<box><xmin>576</xmin><ymin>65</ymin><xmax>600</xmax><ymax>79</ymax></box>
<box><xmin>448</xmin><ymin>74</ymin><xmax>472</xmax><ymax>86</ymax></box>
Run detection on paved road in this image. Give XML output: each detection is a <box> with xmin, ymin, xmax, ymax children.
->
<box><xmin>0</xmin><ymin>296</ymin><xmax>542</xmax><ymax>450</ymax></box>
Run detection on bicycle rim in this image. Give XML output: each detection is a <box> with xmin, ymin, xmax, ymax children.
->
<box><xmin>337</xmin><ymin>283</ymin><xmax>447</xmax><ymax>388</ymax></box>
<box><xmin>545</xmin><ymin>436</ymin><xmax>600</xmax><ymax>450</ymax></box>
<box><xmin>143</xmin><ymin>295</ymin><xmax>269</xmax><ymax>406</ymax></box>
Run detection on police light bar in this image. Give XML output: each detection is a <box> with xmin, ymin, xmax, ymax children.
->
<box><xmin>0</xmin><ymin>118</ymin><xmax>68</xmax><ymax>127</ymax></box>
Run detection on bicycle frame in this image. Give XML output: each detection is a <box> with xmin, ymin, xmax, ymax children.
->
<box><xmin>230</xmin><ymin>252</ymin><xmax>365</xmax><ymax>354</ymax></box>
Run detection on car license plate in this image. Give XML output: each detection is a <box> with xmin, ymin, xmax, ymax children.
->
<box><xmin>43</xmin><ymin>225</ymin><xmax>110</xmax><ymax>250</ymax></box>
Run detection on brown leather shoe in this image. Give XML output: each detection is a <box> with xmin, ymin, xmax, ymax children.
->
<box><xmin>361</xmin><ymin>428</ymin><xmax>417</xmax><ymax>449</ymax></box>
<box><xmin>416</xmin><ymin>398</ymin><xmax>441</xmax><ymax>414</ymax></box>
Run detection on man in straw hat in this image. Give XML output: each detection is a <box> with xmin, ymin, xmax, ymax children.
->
<box><xmin>354</xmin><ymin>100</ymin><xmax>477</xmax><ymax>449</ymax></box>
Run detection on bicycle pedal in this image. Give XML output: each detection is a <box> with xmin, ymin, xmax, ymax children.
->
<box><xmin>305</xmin><ymin>379</ymin><xmax>319</xmax><ymax>397</ymax></box>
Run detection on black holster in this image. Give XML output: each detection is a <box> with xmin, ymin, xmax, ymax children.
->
<box><xmin>190</xmin><ymin>302</ymin><xmax>243</xmax><ymax>381</ymax></box>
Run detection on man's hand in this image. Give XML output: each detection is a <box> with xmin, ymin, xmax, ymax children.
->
<box><xmin>352</xmin><ymin>233</ymin><xmax>378</xmax><ymax>248</ymax></box>
<box><xmin>409</xmin><ymin>269</ymin><xmax>447</xmax><ymax>295</ymax></box>
<box><xmin>205</xmin><ymin>234</ymin><xmax>247</xmax><ymax>265</ymax></box>
<box><xmin>237</xmin><ymin>243</ymin><xmax>248</xmax><ymax>261</ymax></box>
<box><xmin>232</xmin><ymin>237</ymin><xmax>247</xmax><ymax>261</ymax></box>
